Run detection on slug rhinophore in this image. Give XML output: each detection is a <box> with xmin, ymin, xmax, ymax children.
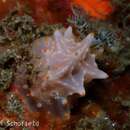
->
<box><xmin>17</xmin><ymin>26</ymin><xmax>108</xmax><ymax>116</ymax></box>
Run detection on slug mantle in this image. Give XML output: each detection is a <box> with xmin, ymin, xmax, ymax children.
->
<box><xmin>30</xmin><ymin>26</ymin><xmax>108</xmax><ymax>106</ymax></box>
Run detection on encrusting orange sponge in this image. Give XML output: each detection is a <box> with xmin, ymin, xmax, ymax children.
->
<box><xmin>72</xmin><ymin>0</ymin><xmax>113</xmax><ymax>19</ymax></box>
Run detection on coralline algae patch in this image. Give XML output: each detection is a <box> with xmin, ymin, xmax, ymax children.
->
<box><xmin>27</xmin><ymin>0</ymin><xmax>72</xmax><ymax>24</ymax></box>
<box><xmin>17</xmin><ymin>26</ymin><xmax>108</xmax><ymax>116</ymax></box>
<box><xmin>0</xmin><ymin>0</ymin><xmax>16</xmax><ymax>19</ymax></box>
<box><xmin>0</xmin><ymin>0</ymin><xmax>71</xmax><ymax>24</ymax></box>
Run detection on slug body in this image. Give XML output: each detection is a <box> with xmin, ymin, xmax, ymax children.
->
<box><xmin>30</xmin><ymin>27</ymin><xmax>108</xmax><ymax>111</ymax></box>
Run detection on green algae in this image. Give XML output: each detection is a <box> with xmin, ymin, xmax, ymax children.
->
<box><xmin>0</xmin><ymin>69</ymin><xmax>13</xmax><ymax>91</ymax></box>
<box><xmin>76</xmin><ymin>113</ymin><xmax>115</xmax><ymax>130</ymax></box>
<box><xmin>6</xmin><ymin>93</ymin><xmax>23</xmax><ymax>115</ymax></box>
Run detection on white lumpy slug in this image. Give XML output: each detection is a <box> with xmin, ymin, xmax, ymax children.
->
<box><xmin>29</xmin><ymin>26</ymin><xmax>108</xmax><ymax>115</ymax></box>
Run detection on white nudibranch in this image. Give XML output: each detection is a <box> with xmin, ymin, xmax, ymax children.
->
<box><xmin>30</xmin><ymin>26</ymin><xmax>108</xmax><ymax>114</ymax></box>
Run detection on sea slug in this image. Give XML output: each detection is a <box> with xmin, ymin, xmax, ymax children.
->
<box><xmin>29</xmin><ymin>26</ymin><xmax>108</xmax><ymax>113</ymax></box>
